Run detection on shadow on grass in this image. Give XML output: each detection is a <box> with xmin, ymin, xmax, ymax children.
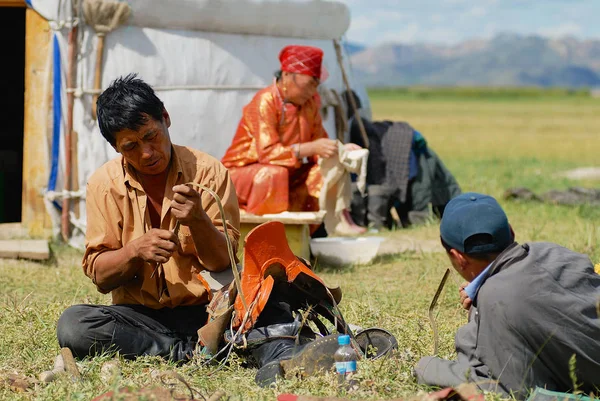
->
<box><xmin>310</xmin><ymin>251</ymin><xmax>426</xmax><ymax>273</ymax></box>
<box><xmin>310</xmin><ymin>257</ymin><xmax>357</xmax><ymax>274</ymax></box>
<box><xmin>369</xmin><ymin>252</ymin><xmax>407</xmax><ymax>265</ymax></box>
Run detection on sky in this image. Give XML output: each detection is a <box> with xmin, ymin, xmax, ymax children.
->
<box><xmin>339</xmin><ymin>0</ymin><xmax>600</xmax><ymax>46</ymax></box>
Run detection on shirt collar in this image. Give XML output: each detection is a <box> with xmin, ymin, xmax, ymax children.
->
<box><xmin>464</xmin><ymin>262</ymin><xmax>493</xmax><ymax>303</ymax></box>
<box><xmin>170</xmin><ymin>145</ymin><xmax>184</xmax><ymax>179</ymax></box>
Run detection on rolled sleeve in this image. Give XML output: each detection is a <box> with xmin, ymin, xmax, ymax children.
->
<box><xmin>415</xmin><ymin>356</ymin><xmax>470</xmax><ymax>388</ymax></box>
<box><xmin>82</xmin><ymin>180</ymin><xmax>123</xmax><ymax>293</ymax></box>
<box><xmin>414</xmin><ymin>356</ymin><xmax>510</xmax><ymax>397</ymax></box>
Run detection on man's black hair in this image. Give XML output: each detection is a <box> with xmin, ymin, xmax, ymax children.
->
<box><xmin>440</xmin><ymin>233</ymin><xmax>501</xmax><ymax>262</ymax></box>
<box><xmin>96</xmin><ymin>73</ymin><xmax>165</xmax><ymax>146</ymax></box>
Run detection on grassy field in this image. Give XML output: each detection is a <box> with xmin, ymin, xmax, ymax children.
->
<box><xmin>1</xmin><ymin>90</ymin><xmax>600</xmax><ymax>400</ymax></box>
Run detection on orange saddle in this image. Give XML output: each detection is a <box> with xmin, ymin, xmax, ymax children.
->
<box><xmin>232</xmin><ymin>221</ymin><xmax>343</xmax><ymax>333</ymax></box>
<box><xmin>197</xmin><ymin>221</ymin><xmax>397</xmax><ymax>361</ymax></box>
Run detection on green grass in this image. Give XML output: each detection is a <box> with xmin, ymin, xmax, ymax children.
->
<box><xmin>367</xmin><ymin>86</ymin><xmax>593</xmax><ymax>100</ymax></box>
<box><xmin>2</xmin><ymin>91</ymin><xmax>600</xmax><ymax>400</ymax></box>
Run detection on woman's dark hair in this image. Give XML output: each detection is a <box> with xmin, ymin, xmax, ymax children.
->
<box><xmin>96</xmin><ymin>73</ymin><xmax>165</xmax><ymax>146</ymax></box>
<box><xmin>274</xmin><ymin>69</ymin><xmax>283</xmax><ymax>81</ymax></box>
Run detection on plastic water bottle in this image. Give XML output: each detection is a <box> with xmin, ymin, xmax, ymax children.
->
<box><xmin>334</xmin><ymin>334</ymin><xmax>358</xmax><ymax>389</ymax></box>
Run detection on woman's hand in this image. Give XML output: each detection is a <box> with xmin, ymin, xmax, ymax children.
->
<box><xmin>344</xmin><ymin>143</ymin><xmax>363</xmax><ymax>151</ymax></box>
<box><xmin>307</xmin><ymin>138</ymin><xmax>338</xmax><ymax>159</ymax></box>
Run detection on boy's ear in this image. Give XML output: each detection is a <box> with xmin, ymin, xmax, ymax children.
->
<box><xmin>449</xmin><ymin>249</ymin><xmax>468</xmax><ymax>270</ymax></box>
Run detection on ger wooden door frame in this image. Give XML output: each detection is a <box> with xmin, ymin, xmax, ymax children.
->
<box><xmin>0</xmin><ymin>0</ymin><xmax>26</xmax><ymax>7</ymax></box>
<box><xmin>22</xmin><ymin>6</ymin><xmax>52</xmax><ymax>235</ymax></box>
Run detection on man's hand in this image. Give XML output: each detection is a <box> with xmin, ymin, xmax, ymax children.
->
<box><xmin>459</xmin><ymin>281</ymin><xmax>472</xmax><ymax>310</ymax></box>
<box><xmin>310</xmin><ymin>138</ymin><xmax>338</xmax><ymax>159</ymax></box>
<box><xmin>93</xmin><ymin>229</ymin><xmax>179</xmax><ymax>291</ymax></box>
<box><xmin>171</xmin><ymin>184</ymin><xmax>209</xmax><ymax>225</ymax></box>
<box><xmin>130</xmin><ymin>228</ymin><xmax>179</xmax><ymax>264</ymax></box>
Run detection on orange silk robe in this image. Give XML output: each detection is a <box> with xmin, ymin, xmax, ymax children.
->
<box><xmin>221</xmin><ymin>83</ymin><xmax>328</xmax><ymax>215</ymax></box>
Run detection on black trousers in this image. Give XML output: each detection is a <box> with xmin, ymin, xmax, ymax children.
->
<box><xmin>57</xmin><ymin>303</ymin><xmax>209</xmax><ymax>362</ymax></box>
<box><xmin>57</xmin><ymin>284</ymin><xmax>300</xmax><ymax>366</ymax></box>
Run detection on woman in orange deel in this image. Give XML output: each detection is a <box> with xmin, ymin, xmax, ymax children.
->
<box><xmin>221</xmin><ymin>45</ymin><xmax>364</xmax><ymax>234</ymax></box>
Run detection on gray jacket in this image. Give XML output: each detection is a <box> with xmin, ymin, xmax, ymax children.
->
<box><xmin>415</xmin><ymin>242</ymin><xmax>600</xmax><ymax>399</ymax></box>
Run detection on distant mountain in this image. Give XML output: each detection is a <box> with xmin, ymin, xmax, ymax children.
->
<box><xmin>350</xmin><ymin>34</ymin><xmax>600</xmax><ymax>87</ymax></box>
<box><xmin>343</xmin><ymin>41</ymin><xmax>367</xmax><ymax>56</ymax></box>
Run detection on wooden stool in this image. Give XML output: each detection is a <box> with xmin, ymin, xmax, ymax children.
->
<box><xmin>238</xmin><ymin>211</ymin><xmax>325</xmax><ymax>260</ymax></box>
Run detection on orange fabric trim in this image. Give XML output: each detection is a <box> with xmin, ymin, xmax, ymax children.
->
<box><xmin>195</xmin><ymin>272</ymin><xmax>214</xmax><ymax>303</ymax></box>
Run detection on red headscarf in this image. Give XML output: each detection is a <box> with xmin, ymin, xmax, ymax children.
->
<box><xmin>278</xmin><ymin>45</ymin><xmax>329</xmax><ymax>81</ymax></box>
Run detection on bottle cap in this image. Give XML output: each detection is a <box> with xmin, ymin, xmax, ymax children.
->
<box><xmin>338</xmin><ymin>334</ymin><xmax>350</xmax><ymax>345</ymax></box>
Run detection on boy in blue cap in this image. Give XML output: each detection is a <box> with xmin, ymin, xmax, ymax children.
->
<box><xmin>414</xmin><ymin>193</ymin><xmax>600</xmax><ymax>399</ymax></box>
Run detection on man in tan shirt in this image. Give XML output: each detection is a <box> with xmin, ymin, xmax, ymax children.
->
<box><xmin>56</xmin><ymin>74</ymin><xmax>240</xmax><ymax>362</ymax></box>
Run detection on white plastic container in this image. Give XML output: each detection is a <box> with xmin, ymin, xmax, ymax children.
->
<box><xmin>310</xmin><ymin>237</ymin><xmax>384</xmax><ymax>266</ymax></box>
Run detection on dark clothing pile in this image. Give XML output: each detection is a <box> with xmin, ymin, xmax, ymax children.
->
<box><xmin>415</xmin><ymin>242</ymin><xmax>600</xmax><ymax>399</ymax></box>
<box><xmin>349</xmin><ymin>118</ymin><xmax>461</xmax><ymax>229</ymax></box>
<box><xmin>349</xmin><ymin>119</ymin><xmax>418</xmax><ymax>191</ymax></box>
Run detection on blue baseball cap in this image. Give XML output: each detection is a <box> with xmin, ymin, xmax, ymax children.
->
<box><xmin>440</xmin><ymin>192</ymin><xmax>513</xmax><ymax>254</ymax></box>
